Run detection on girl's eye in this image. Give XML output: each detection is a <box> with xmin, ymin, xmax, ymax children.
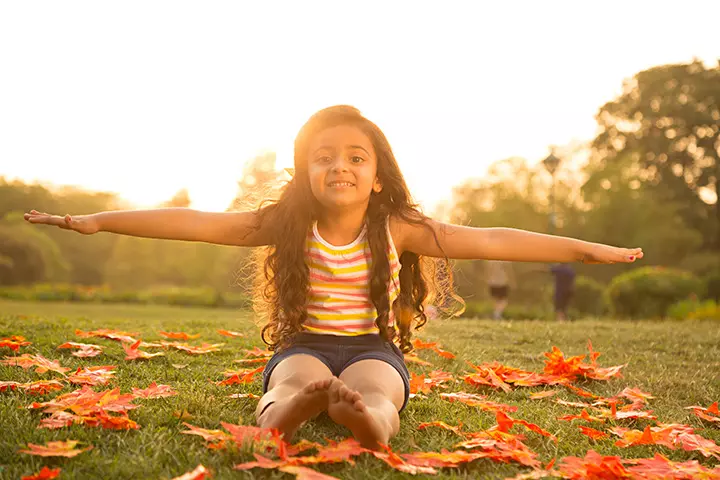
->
<box><xmin>317</xmin><ymin>156</ymin><xmax>332</xmax><ymax>163</ymax></box>
<box><xmin>351</xmin><ymin>156</ymin><xmax>364</xmax><ymax>164</ymax></box>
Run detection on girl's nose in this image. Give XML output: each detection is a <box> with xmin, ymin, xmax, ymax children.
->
<box><xmin>330</xmin><ymin>158</ymin><xmax>349</xmax><ymax>172</ymax></box>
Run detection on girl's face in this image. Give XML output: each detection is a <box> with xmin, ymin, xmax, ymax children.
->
<box><xmin>306</xmin><ymin>124</ymin><xmax>382</xmax><ymax>211</ymax></box>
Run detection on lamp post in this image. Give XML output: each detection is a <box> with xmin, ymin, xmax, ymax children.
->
<box><xmin>542</xmin><ymin>149</ymin><xmax>561</xmax><ymax>235</ymax></box>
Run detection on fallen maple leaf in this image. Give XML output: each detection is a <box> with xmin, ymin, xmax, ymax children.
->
<box><xmin>217</xmin><ymin>329</ymin><xmax>244</xmax><ymax>338</ymax></box>
<box><xmin>244</xmin><ymin>346</ymin><xmax>273</xmax><ymax>357</ymax></box>
<box><xmin>617</xmin><ymin>386</ymin><xmax>654</xmax><ymax>404</ymax></box>
<box><xmin>57</xmin><ymin>341</ymin><xmax>104</xmax><ymax>357</ymax></box>
<box><xmin>1</xmin><ymin>380</ymin><xmax>65</xmax><ymax>395</ymax></box>
<box><xmin>76</xmin><ymin>328</ymin><xmax>138</xmax><ymax>343</ymax></box>
<box><xmin>578</xmin><ymin>425</ymin><xmax>609</xmax><ymax>440</ymax></box>
<box><xmin>558</xmin><ymin>450</ymin><xmax>630</xmax><ymax>479</ymax></box>
<box><xmin>171</xmin><ymin>464</ymin><xmax>211</xmax><ymax>480</ymax></box>
<box><xmin>123</xmin><ymin>339</ymin><xmax>165</xmax><ymax>360</ymax></box>
<box><xmin>625</xmin><ymin>452</ymin><xmax>720</xmax><ymax>478</ymax></box>
<box><xmin>68</xmin><ymin>366</ymin><xmax>116</xmax><ymax>386</ymax></box>
<box><xmin>232</xmin><ymin>357</ymin><xmax>270</xmax><ymax>365</ymax></box>
<box><xmin>21</xmin><ymin>466</ymin><xmax>61</xmax><ymax>480</ymax></box>
<box><xmin>163</xmin><ymin>341</ymin><xmax>223</xmax><ymax>355</ymax></box>
<box><xmin>418</xmin><ymin>421</ymin><xmax>464</xmax><ymax>436</ymax></box>
<box><xmin>182</xmin><ymin>422</ymin><xmax>232</xmax><ymax>445</ymax></box>
<box><xmin>132</xmin><ymin>382</ymin><xmax>177</xmax><ymax>399</ymax></box>
<box><xmin>159</xmin><ymin>331</ymin><xmax>201</xmax><ymax>340</ymax></box>
<box><xmin>0</xmin><ymin>335</ymin><xmax>31</xmax><ymax>351</ymax></box>
<box><xmin>686</xmin><ymin>401</ymin><xmax>720</xmax><ymax>423</ymax></box>
<box><xmin>440</xmin><ymin>392</ymin><xmax>518</xmax><ymax>413</ymax></box>
<box><xmin>1</xmin><ymin>353</ymin><xmax>70</xmax><ymax>375</ymax></box>
<box><xmin>492</xmin><ymin>411</ymin><xmax>557</xmax><ymax>441</ymax></box>
<box><xmin>217</xmin><ymin>366</ymin><xmax>264</xmax><ymax>385</ymax></box>
<box><xmin>278</xmin><ymin>465</ymin><xmax>340</xmax><ymax>479</ymax></box>
<box><xmin>19</xmin><ymin>440</ymin><xmax>92</xmax><ymax>457</ymax></box>
<box><xmin>400</xmin><ymin>449</ymin><xmax>488</xmax><ymax>468</ymax></box>
<box><xmin>529</xmin><ymin>390</ymin><xmax>558</xmax><ymax>400</ymax></box>
<box><xmin>372</xmin><ymin>444</ymin><xmax>438</xmax><ymax>475</ymax></box>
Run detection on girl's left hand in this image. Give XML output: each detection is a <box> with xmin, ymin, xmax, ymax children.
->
<box><xmin>581</xmin><ymin>244</ymin><xmax>643</xmax><ymax>264</ymax></box>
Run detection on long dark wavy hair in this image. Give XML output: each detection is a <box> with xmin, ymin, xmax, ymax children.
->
<box><xmin>250</xmin><ymin>106</ymin><xmax>461</xmax><ymax>353</ymax></box>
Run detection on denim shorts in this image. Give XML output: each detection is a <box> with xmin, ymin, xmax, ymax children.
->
<box><xmin>262</xmin><ymin>332</ymin><xmax>410</xmax><ymax>412</ymax></box>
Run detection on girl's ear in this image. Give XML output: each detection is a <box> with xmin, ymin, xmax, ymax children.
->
<box><xmin>373</xmin><ymin>177</ymin><xmax>383</xmax><ymax>193</ymax></box>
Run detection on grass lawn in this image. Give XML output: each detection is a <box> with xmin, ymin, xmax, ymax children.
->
<box><xmin>1</xmin><ymin>299</ymin><xmax>719</xmax><ymax>479</ymax></box>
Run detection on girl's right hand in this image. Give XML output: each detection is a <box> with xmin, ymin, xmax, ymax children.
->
<box><xmin>23</xmin><ymin>210</ymin><xmax>100</xmax><ymax>235</ymax></box>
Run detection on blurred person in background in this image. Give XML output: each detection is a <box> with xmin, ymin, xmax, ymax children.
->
<box><xmin>486</xmin><ymin>260</ymin><xmax>515</xmax><ymax>320</ymax></box>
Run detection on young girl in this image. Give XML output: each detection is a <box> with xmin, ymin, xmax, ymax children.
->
<box><xmin>24</xmin><ymin>105</ymin><xmax>643</xmax><ymax>449</ymax></box>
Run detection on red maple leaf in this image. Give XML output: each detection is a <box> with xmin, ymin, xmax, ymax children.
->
<box><xmin>159</xmin><ymin>331</ymin><xmax>201</xmax><ymax>340</ymax></box>
<box><xmin>21</xmin><ymin>466</ymin><xmax>61</xmax><ymax>480</ymax></box>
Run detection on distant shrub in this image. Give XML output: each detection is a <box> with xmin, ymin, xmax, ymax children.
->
<box><xmin>606</xmin><ymin>267</ymin><xmax>705</xmax><ymax>319</ymax></box>
<box><xmin>571</xmin><ymin>276</ymin><xmax>608</xmax><ymax>317</ymax></box>
<box><xmin>0</xmin><ymin>283</ymin><xmax>251</xmax><ymax>309</ymax></box>
<box><xmin>668</xmin><ymin>299</ymin><xmax>719</xmax><ymax>321</ymax></box>
<box><xmin>462</xmin><ymin>301</ymin><xmax>549</xmax><ymax>320</ymax></box>
<box><xmin>703</xmin><ymin>271</ymin><xmax>720</xmax><ymax>302</ymax></box>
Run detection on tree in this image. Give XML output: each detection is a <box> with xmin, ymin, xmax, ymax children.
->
<box><xmin>592</xmin><ymin>60</ymin><xmax>720</xmax><ymax>249</ymax></box>
<box><xmin>0</xmin><ymin>212</ymin><xmax>69</xmax><ymax>285</ymax></box>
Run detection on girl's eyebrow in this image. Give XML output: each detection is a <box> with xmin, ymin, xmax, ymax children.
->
<box><xmin>312</xmin><ymin>145</ymin><xmax>371</xmax><ymax>156</ymax></box>
<box><xmin>348</xmin><ymin>145</ymin><xmax>371</xmax><ymax>156</ymax></box>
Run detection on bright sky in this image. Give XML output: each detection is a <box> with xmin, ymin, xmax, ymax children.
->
<box><xmin>1</xmin><ymin>1</ymin><xmax>718</xmax><ymax>214</ymax></box>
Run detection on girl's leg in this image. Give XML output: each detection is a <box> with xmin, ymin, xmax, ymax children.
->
<box><xmin>327</xmin><ymin>359</ymin><xmax>405</xmax><ymax>449</ymax></box>
<box><xmin>256</xmin><ymin>354</ymin><xmax>334</xmax><ymax>440</ymax></box>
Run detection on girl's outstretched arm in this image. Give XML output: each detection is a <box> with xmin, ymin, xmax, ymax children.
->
<box><xmin>392</xmin><ymin>218</ymin><xmax>642</xmax><ymax>264</ymax></box>
<box><xmin>23</xmin><ymin>208</ymin><xmax>271</xmax><ymax>247</ymax></box>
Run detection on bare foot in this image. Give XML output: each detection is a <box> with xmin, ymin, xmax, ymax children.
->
<box><xmin>327</xmin><ymin>378</ymin><xmax>390</xmax><ymax>450</ymax></box>
<box><xmin>258</xmin><ymin>378</ymin><xmax>333</xmax><ymax>440</ymax></box>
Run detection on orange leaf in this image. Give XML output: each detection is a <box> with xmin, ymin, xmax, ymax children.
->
<box><xmin>0</xmin><ymin>335</ymin><xmax>32</xmax><ymax>351</ymax></box>
<box><xmin>19</xmin><ymin>440</ymin><xmax>92</xmax><ymax>457</ymax></box>
<box><xmin>182</xmin><ymin>423</ymin><xmax>233</xmax><ymax>444</ymax></box>
<box><xmin>132</xmin><ymin>382</ymin><xmax>178</xmax><ymax>399</ymax></box>
<box><xmin>217</xmin><ymin>329</ymin><xmax>244</xmax><ymax>338</ymax></box>
<box><xmin>171</xmin><ymin>464</ymin><xmax>211</xmax><ymax>480</ymax></box>
<box><xmin>58</xmin><ymin>342</ymin><xmax>104</xmax><ymax>358</ymax></box>
<box><xmin>159</xmin><ymin>331</ymin><xmax>201</xmax><ymax>340</ymax></box>
<box><xmin>279</xmin><ymin>465</ymin><xmax>340</xmax><ymax>479</ymax></box>
<box><xmin>418</xmin><ymin>421</ymin><xmax>464</xmax><ymax>435</ymax></box>
<box><xmin>579</xmin><ymin>426</ymin><xmax>609</xmax><ymax>440</ymax></box>
<box><xmin>530</xmin><ymin>390</ymin><xmax>558</xmax><ymax>400</ymax></box>
<box><xmin>68</xmin><ymin>366</ymin><xmax>116</xmax><ymax>386</ymax></box>
<box><xmin>372</xmin><ymin>444</ymin><xmax>438</xmax><ymax>475</ymax></box>
<box><xmin>686</xmin><ymin>401</ymin><xmax>720</xmax><ymax>423</ymax></box>
<box><xmin>21</xmin><ymin>466</ymin><xmax>61</xmax><ymax>480</ymax></box>
<box><xmin>244</xmin><ymin>346</ymin><xmax>273</xmax><ymax>357</ymax></box>
<box><xmin>123</xmin><ymin>340</ymin><xmax>165</xmax><ymax>360</ymax></box>
<box><xmin>76</xmin><ymin>328</ymin><xmax>138</xmax><ymax>343</ymax></box>
<box><xmin>1</xmin><ymin>354</ymin><xmax>70</xmax><ymax>375</ymax></box>
<box><xmin>558</xmin><ymin>450</ymin><xmax>630</xmax><ymax>478</ymax></box>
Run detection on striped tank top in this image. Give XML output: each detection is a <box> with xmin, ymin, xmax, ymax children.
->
<box><xmin>304</xmin><ymin>220</ymin><xmax>401</xmax><ymax>336</ymax></box>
